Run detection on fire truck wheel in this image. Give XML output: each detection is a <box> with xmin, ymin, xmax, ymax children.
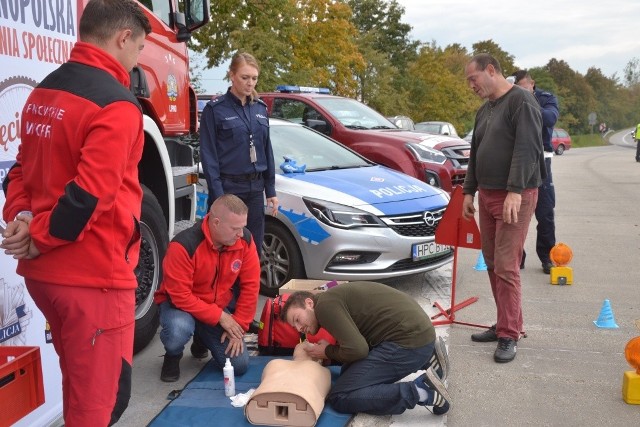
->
<box><xmin>133</xmin><ymin>186</ymin><xmax>168</xmax><ymax>354</ymax></box>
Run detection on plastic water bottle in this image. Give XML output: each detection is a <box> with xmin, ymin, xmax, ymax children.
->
<box><xmin>223</xmin><ymin>358</ymin><xmax>235</xmax><ymax>397</ymax></box>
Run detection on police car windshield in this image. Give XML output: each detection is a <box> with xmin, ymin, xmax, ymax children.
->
<box><xmin>270</xmin><ymin>123</ymin><xmax>373</xmax><ymax>174</ymax></box>
<box><xmin>315</xmin><ymin>98</ymin><xmax>395</xmax><ymax>130</ymax></box>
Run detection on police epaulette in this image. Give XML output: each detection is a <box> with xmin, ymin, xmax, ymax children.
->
<box><xmin>209</xmin><ymin>96</ymin><xmax>223</xmax><ymax>107</ymax></box>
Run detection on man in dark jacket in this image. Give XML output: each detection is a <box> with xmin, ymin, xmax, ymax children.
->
<box><xmin>510</xmin><ymin>70</ymin><xmax>560</xmax><ymax>274</ymax></box>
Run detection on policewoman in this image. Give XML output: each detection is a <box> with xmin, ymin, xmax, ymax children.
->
<box><xmin>200</xmin><ymin>52</ymin><xmax>278</xmax><ymax>256</ymax></box>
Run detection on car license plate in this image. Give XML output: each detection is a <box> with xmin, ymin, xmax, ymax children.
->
<box><xmin>412</xmin><ymin>242</ymin><xmax>450</xmax><ymax>261</ymax></box>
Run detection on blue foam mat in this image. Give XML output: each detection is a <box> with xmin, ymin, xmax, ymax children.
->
<box><xmin>148</xmin><ymin>356</ymin><xmax>352</xmax><ymax>427</ymax></box>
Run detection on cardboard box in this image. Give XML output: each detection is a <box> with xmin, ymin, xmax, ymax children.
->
<box><xmin>279</xmin><ymin>279</ymin><xmax>347</xmax><ymax>294</ymax></box>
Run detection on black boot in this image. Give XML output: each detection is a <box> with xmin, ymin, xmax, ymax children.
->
<box><xmin>190</xmin><ymin>334</ymin><xmax>209</xmax><ymax>359</ymax></box>
<box><xmin>161</xmin><ymin>353</ymin><xmax>183</xmax><ymax>382</ymax></box>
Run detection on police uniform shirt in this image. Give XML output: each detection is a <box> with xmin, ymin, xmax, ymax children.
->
<box><xmin>199</xmin><ymin>89</ymin><xmax>276</xmax><ymax>199</ymax></box>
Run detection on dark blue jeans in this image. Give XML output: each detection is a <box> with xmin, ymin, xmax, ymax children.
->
<box><xmin>327</xmin><ymin>341</ymin><xmax>434</xmax><ymax>415</ymax></box>
<box><xmin>535</xmin><ymin>157</ymin><xmax>556</xmax><ymax>264</ymax></box>
<box><xmin>158</xmin><ymin>301</ymin><xmax>249</xmax><ymax>374</ymax></box>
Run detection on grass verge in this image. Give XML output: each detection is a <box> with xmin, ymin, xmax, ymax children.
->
<box><xmin>571</xmin><ymin>133</ymin><xmax>609</xmax><ymax>148</ymax></box>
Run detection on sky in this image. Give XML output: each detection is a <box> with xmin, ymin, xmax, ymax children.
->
<box><xmin>399</xmin><ymin>0</ymin><xmax>639</xmax><ymax>78</ymax></box>
<box><xmin>199</xmin><ymin>0</ymin><xmax>640</xmax><ymax>94</ymax></box>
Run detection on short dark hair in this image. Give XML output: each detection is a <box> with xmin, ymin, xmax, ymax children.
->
<box><xmin>80</xmin><ymin>0</ymin><xmax>152</xmax><ymax>43</ymax></box>
<box><xmin>470</xmin><ymin>53</ymin><xmax>502</xmax><ymax>74</ymax></box>
<box><xmin>280</xmin><ymin>291</ymin><xmax>318</xmax><ymax>321</ymax></box>
<box><xmin>511</xmin><ymin>69</ymin><xmax>531</xmax><ymax>85</ymax></box>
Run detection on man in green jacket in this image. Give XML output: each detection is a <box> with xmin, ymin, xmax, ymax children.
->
<box><xmin>281</xmin><ymin>281</ymin><xmax>450</xmax><ymax>416</ymax></box>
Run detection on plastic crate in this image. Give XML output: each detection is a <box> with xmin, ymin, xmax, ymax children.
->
<box><xmin>0</xmin><ymin>346</ymin><xmax>45</xmax><ymax>427</ymax></box>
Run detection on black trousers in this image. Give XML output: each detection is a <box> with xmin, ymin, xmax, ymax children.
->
<box><xmin>535</xmin><ymin>157</ymin><xmax>556</xmax><ymax>263</ymax></box>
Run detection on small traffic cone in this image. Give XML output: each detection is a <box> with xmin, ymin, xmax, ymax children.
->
<box><xmin>473</xmin><ymin>252</ymin><xmax>487</xmax><ymax>271</ymax></box>
<box><xmin>593</xmin><ymin>299</ymin><xmax>619</xmax><ymax>328</ymax></box>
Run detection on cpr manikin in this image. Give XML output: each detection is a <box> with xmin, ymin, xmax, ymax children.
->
<box><xmin>245</xmin><ymin>341</ymin><xmax>331</xmax><ymax>426</ymax></box>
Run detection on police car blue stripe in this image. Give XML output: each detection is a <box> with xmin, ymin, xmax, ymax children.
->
<box><xmin>281</xmin><ymin>166</ymin><xmax>448</xmax><ymax>216</ymax></box>
<box><xmin>278</xmin><ymin>206</ymin><xmax>331</xmax><ymax>245</ymax></box>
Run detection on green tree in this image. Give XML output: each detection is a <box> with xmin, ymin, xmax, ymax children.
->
<box><xmin>584</xmin><ymin>67</ymin><xmax>626</xmax><ymax>130</ymax></box>
<box><xmin>346</xmin><ymin>0</ymin><xmax>418</xmax><ymax>103</ymax></box>
<box><xmin>347</xmin><ymin>0</ymin><xmax>418</xmax><ymax>68</ymax></box>
<box><xmin>471</xmin><ymin>40</ymin><xmax>515</xmax><ymax>74</ymax></box>
<box><xmin>281</xmin><ymin>0</ymin><xmax>365</xmax><ymax>96</ymax></box>
<box><xmin>190</xmin><ymin>0</ymin><xmax>363</xmax><ymax>95</ymax></box>
<box><xmin>544</xmin><ymin>59</ymin><xmax>596</xmax><ymax>133</ymax></box>
<box><xmin>405</xmin><ymin>42</ymin><xmax>480</xmax><ymax>135</ymax></box>
<box><xmin>623</xmin><ymin>57</ymin><xmax>640</xmax><ymax>88</ymax></box>
<box><xmin>524</xmin><ymin>67</ymin><xmax>558</xmax><ymax>95</ymax></box>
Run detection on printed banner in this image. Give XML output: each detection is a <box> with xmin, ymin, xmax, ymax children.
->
<box><xmin>1</xmin><ymin>0</ymin><xmax>82</xmax><ymax>425</ymax></box>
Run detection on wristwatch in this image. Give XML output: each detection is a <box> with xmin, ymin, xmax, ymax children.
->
<box><xmin>15</xmin><ymin>210</ymin><xmax>33</xmax><ymax>220</ymax></box>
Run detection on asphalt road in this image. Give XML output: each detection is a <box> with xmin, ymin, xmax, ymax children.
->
<box><xmin>118</xmin><ymin>131</ymin><xmax>640</xmax><ymax>426</ymax></box>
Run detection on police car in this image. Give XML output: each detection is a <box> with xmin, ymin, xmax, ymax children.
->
<box><xmin>261</xmin><ymin>119</ymin><xmax>453</xmax><ymax>295</ymax></box>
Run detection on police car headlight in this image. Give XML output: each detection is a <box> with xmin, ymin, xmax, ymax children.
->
<box><xmin>406</xmin><ymin>143</ymin><xmax>447</xmax><ymax>165</ymax></box>
<box><xmin>303</xmin><ymin>198</ymin><xmax>385</xmax><ymax>229</ymax></box>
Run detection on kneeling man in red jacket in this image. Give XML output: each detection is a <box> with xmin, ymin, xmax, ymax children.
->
<box><xmin>154</xmin><ymin>194</ymin><xmax>260</xmax><ymax>381</ymax></box>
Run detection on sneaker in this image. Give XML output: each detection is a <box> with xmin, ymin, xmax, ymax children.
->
<box><xmin>494</xmin><ymin>337</ymin><xmax>517</xmax><ymax>363</ymax></box>
<box><xmin>471</xmin><ymin>325</ymin><xmax>497</xmax><ymax>342</ymax></box>
<box><xmin>542</xmin><ymin>262</ymin><xmax>553</xmax><ymax>274</ymax></box>
<box><xmin>161</xmin><ymin>353</ymin><xmax>183</xmax><ymax>382</ymax></box>
<box><xmin>414</xmin><ymin>367</ymin><xmax>451</xmax><ymax>415</ymax></box>
<box><xmin>190</xmin><ymin>334</ymin><xmax>209</xmax><ymax>359</ymax></box>
<box><xmin>423</xmin><ymin>336</ymin><xmax>449</xmax><ymax>381</ymax></box>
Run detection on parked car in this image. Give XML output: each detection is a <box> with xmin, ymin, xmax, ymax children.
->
<box><xmin>387</xmin><ymin>115</ymin><xmax>415</xmax><ymax>130</ymax></box>
<box><xmin>259</xmin><ymin>119</ymin><xmax>454</xmax><ymax>295</ymax></box>
<box><xmin>259</xmin><ymin>86</ymin><xmax>469</xmax><ymax>192</ymax></box>
<box><xmin>463</xmin><ymin>129</ymin><xmax>473</xmax><ymax>142</ymax></box>
<box><xmin>415</xmin><ymin>121</ymin><xmax>459</xmax><ymax>137</ymax></box>
<box><xmin>552</xmin><ymin>128</ymin><xmax>571</xmax><ymax>155</ymax></box>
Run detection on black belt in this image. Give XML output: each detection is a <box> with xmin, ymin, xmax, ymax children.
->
<box><xmin>220</xmin><ymin>172</ymin><xmax>262</xmax><ymax>181</ymax></box>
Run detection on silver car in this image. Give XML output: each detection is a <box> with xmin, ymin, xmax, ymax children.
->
<box><xmin>415</xmin><ymin>121</ymin><xmax>459</xmax><ymax>137</ymax></box>
<box><xmin>260</xmin><ymin>119</ymin><xmax>454</xmax><ymax>295</ymax></box>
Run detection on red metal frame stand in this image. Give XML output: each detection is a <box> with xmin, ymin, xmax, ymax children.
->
<box><xmin>430</xmin><ymin>186</ymin><xmax>488</xmax><ymax>329</ymax></box>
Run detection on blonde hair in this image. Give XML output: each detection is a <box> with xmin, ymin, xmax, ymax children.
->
<box><xmin>229</xmin><ymin>51</ymin><xmax>261</xmax><ymax>102</ymax></box>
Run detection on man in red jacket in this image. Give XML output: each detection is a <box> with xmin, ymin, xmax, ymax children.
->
<box><xmin>154</xmin><ymin>194</ymin><xmax>260</xmax><ymax>382</ymax></box>
<box><xmin>0</xmin><ymin>0</ymin><xmax>151</xmax><ymax>425</ymax></box>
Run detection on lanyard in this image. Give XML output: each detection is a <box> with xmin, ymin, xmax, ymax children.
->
<box><xmin>230</xmin><ymin>99</ymin><xmax>257</xmax><ymax>164</ymax></box>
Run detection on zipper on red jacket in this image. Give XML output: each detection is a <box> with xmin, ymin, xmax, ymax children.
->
<box><xmin>125</xmin><ymin>216</ymin><xmax>141</xmax><ymax>263</ymax></box>
<box><xmin>211</xmin><ymin>250</ymin><xmax>220</xmax><ymax>303</ymax></box>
